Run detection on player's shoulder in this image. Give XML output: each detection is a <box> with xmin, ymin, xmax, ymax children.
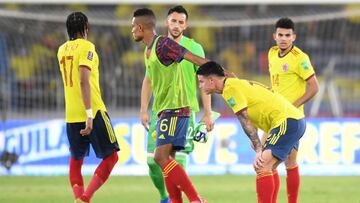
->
<box><xmin>268</xmin><ymin>46</ymin><xmax>279</xmax><ymax>55</ymax></box>
<box><xmin>182</xmin><ymin>36</ymin><xmax>203</xmax><ymax>48</ymax></box>
<box><xmin>269</xmin><ymin>46</ymin><xmax>279</xmax><ymax>52</ymax></box>
<box><xmin>78</xmin><ymin>39</ymin><xmax>95</xmax><ymax>49</ymax></box>
<box><xmin>290</xmin><ymin>46</ymin><xmax>308</xmax><ymax>58</ymax></box>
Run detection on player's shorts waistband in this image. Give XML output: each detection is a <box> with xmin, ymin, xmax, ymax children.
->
<box><xmin>158</xmin><ymin>106</ymin><xmax>190</xmax><ymax>118</ymax></box>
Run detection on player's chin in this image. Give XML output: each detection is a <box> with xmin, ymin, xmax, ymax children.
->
<box><xmin>133</xmin><ymin>36</ymin><xmax>142</xmax><ymax>42</ymax></box>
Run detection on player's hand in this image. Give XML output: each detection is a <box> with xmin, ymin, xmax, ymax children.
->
<box><xmin>202</xmin><ymin>113</ymin><xmax>214</xmax><ymax>132</ymax></box>
<box><xmin>141</xmin><ymin>112</ymin><xmax>149</xmax><ymax>132</ymax></box>
<box><xmin>80</xmin><ymin>117</ymin><xmax>93</xmax><ymax>136</ymax></box>
<box><xmin>253</xmin><ymin>151</ymin><xmax>264</xmax><ymax>170</ymax></box>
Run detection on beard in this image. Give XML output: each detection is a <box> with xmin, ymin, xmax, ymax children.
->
<box><xmin>169</xmin><ymin>30</ymin><xmax>182</xmax><ymax>40</ymax></box>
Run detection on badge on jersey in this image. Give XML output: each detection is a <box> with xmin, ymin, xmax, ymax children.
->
<box><xmin>227</xmin><ymin>97</ymin><xmax>236</xmax><ymax>108</ymax></box>
<box><xmin>87</xmin><ymin>51</ymin><xmax>93</xmax><ymax>61</ymax></box>
<box><xmin>282</xmin><ymin>63</ymin><xmax>289</xmax><ymax>72</ymax></box>
<box><xmin>301</xmin><ymin>60</ymin><xmax>310</xmax><ymax>70</ymax></box>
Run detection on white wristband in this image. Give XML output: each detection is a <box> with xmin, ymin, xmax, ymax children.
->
<box><xmin>86</xmin><ymin>108</ymin><xmax>93</xmax><ymax>118</ymax></box>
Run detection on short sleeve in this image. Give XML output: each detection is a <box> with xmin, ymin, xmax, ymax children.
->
<box><xmin>297</xmin><ymin>53</ymin><xmax>315</xmax><ymax>80</ymax></box>
<box><xmin>157</xmin><ymin>37</ymin><xmax>187</xmax><ymax>64</ymax></box>
<box><xmin>79</xmin><ymin>42</ymin><xmax>95</xmax><ymax>70</ymax></box>
<box><xmin>222</xmin><ymin>81</ymin><xmax>247</xmax><ymax>114</ymax></box>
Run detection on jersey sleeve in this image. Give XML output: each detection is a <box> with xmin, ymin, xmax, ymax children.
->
<box><xmin>157</xmin><ymin>37</ymin><xmax>187</xmax><ymax>63</ymax></box>
<box><xmin>296</xmin><ymin>53</ymin><xmax>315</xmax><ymax>80</ymax></box>
<box><xmin>79</xmin><ymin>42</ymin><xmax>95</xmax><ymax>70</ymax></box>
<box><xmin>222</xmin><ymin>81</ymin><xmax>247</xmax><ymax>113</ymax></box>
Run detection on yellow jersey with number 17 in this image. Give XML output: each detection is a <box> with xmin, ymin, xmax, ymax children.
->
<box><xmin>268</xmin><ymin>46</ymin><xmax>315</xmax><ymax>112</ymax></box>
<box><xmin>221</xmin><ymin>78</ymin><xmax>304</xmax><ymax>134</ymax></box>
<box><xmin>57</xmin><ymin>39</ymin><xmax>106</xmax><ymax>123</ymax></box>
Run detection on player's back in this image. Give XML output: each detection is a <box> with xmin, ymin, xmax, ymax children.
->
<box><xmin>223</xmin><ymin>78</ymin><xmax>304</xmax><ymax>133</ymax></box>
<box><xmin>57</xmin><ymin>39</ymin><xmax>106</xmax><ymax>123</ymax></box>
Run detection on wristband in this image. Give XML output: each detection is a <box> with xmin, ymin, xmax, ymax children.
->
<box><xmin>86</xmin><ymin>108</ymin><xmax>93</xmax><ymax>118</ymax></box>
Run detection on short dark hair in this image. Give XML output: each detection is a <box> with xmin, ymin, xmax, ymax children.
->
<box><xmin>133</xmin><ymin>8</ymin><xmax>156</xmax><ymax>28</ymax></box>
<box><xmin>168</xmin><ymin>5</ymin><xmax>188</xmax><ymax>20</ymax></box>
<box><xmin>66</xmin><ymin>12</ymin><xmax>88</xmax><ymax>40</ymax></box>
<box><xmin>275</xmin><ymin>17</ymin><xmax>295</xmax><ymax>31</ymax></box>
<box><xmin>197</xmin><ymin>61</ymin><xmax>225</xmax><ymax>77</ymax></box>
<box><xmin>133</xmin><ymin>8</ymin><xmax>156</xmax><ymax>18</ymax></box>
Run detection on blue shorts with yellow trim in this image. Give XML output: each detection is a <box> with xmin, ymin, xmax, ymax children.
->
<box><xmin>155</xmin><ymin>110</ymin><xmax>189</xmax><ymax>151</ymax></box>
<box><xmin>66</xmin><ymin>110</ymin><xmax>120</xmax><ymax>160</ymax></box>
<box><xmin>264</xmin><ymin>118</ymin><xmax>306</xmax><ymax>161</ymax></box>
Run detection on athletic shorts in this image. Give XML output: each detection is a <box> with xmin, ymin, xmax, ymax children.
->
<box><xmin>155</xmin><ymin>107</ymin><xmax>190</xmax><ymax>151</ymax></box>
<box><xmin>263</xmin><ymin>118</ymin><xmax>306</xmax><ymax>161</ymax></box>
<box><xmin>147</xmin><ymin>110</ymin><xmax>195</xmax><ymax>153</ymax></box>
<box><xmin>66</xmin><ymin>110</ymin><xmax>120</xmax><ymax>160</ymax></box>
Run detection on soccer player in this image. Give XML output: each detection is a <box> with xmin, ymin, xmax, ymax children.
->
<box><xmin>196</xmin><ymin>61</ymin><xmax>306</xmax><ymax>203</ymax></box>
<box><xmin>140</xmin><ymin>5</ymin><xmax>213</xmax><ymax>203</ymax></box>
<box><xmin>57</xmin><ymin>12</ymin><xmax>120</xmax><ymax>203</ymax></box>
<box><xmin>132</xmin><ymin>8</ymin><xmax>208</xmax><ymax>203</ymax></box>
<box><xmin>267</xmin><ymin>17</ymin><xmax>319</xmax><ymax>203</ymax></box>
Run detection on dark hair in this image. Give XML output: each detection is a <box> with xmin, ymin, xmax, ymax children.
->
<box><xmin>275</xmin><ymin>17</ymin><xmax>295</xmax><ymax>31</ymax></box>
<box><xmin>197</xmin><ymin>61</ymin><xmax>225</xmax><ymax>77</ymax></box>
<box><xmin>133</xmin><ymin>8</ymin><xmax>156</xmax><ymax>18</ymax></box>
<box><xmin>133</xmin><ymin>8</ymin><xmax>156</xmax><ymax>28</ymax></box>
<box><xmin>168</xmin><ymin>5</ymin><xmax>188</xmax><ymax>20</ymax></box>
<box><xmin>66</xmin><ymin>12</ymin><xmax>88</xmax><ymax>40</ymax></box>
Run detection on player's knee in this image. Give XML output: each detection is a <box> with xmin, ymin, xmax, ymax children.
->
<box><xmin>154</xmin><ymin>154</ymin><xmax>168</xmax><ymax>168</ymax></box>
<box><xmin>106</xmin><ymin>151</ymin><xmax>119</xmax><ymax>167</ymax></box>
<box><xmin>285</xmin><ymin>159</ymin><xmax>297</xmax><ymax>168</ymax></box>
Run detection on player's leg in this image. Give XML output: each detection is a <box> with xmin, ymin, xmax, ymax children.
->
<box><xmin>262</xmin><ymin>118</ymin><xmax>306</xmax><ymax>203</ymax></box>
<box><xmin>255</xmin><ymin>149</ymin><xmax>279</xmax><ymax>203</ymax></box>
<box><xmin>80</xmin><ymin>111</ymin><xmax>120</xmax><ymax>202</ymax></box>
<box><xmin>285</xmin><ymin>147</ymin><xmax>300</xmax><ymax>203</ymax></box>
<box><xmin>147</xmin><ymin>111</ymin><xmax>170</xmax><ymax>203</ymax></box>
<box><xmin>175</xmin><ymin>111</ymin><xmax>195</xmax><ymax>170</ymax></box>
<box><xmin>260</xmin><ymin>131</ymin><xmax>281</xmax><ymax>203</ymax></box>
<box><xmin>154</xmin><ymin>108</ymin><xmax>203</xmax><ymax>203</ymax></box>
<box><xmin>66</xmin><ymin>123</ymin><xmax>91</xmax><ymax>200</ymax></box>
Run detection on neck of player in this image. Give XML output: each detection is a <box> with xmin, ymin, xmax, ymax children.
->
<box><xmin>279</xmin><ymin>45</ymin><xmax>293</xmax><ymax>57</ymax></box>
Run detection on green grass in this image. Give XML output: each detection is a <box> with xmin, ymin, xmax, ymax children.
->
<box><xmin>0</xmin><ymin>175</ymin><xmax>359</xmax><ymax>203</ymax></box>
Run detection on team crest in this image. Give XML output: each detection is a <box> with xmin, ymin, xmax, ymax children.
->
<box><xmin>227</xmin><ymin>97</ymin><xmax>236</xmax><ymax>108</ymax></box>
<box><xmin>87</xmin><ymin>51</ymin><xmax>93</xmax><ymax>61</ymax></box>
<box><xmin>282</xmin><ymin>64</ymin><xmax>289</xmax><ymax>72</ymax></box>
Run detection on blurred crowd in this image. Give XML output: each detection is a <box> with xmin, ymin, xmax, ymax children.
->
<box><xmin>0</xmin><ymin>4</ymin><xmax>359</xmax><ymax>118</ymax></box>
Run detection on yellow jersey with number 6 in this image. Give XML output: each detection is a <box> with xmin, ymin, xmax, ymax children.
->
<box><xmin>57</xmin><ymin>39</ymin><xmax>106</xmax><ymax>123</ymax></box>
<box><xmin>268</xmin><ymin>46</ymin><xmax>315</xmax><ymax>112</ymax></box>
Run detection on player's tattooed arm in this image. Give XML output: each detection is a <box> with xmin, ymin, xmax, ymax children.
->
<box><xmin>236</xmin><ymin>110</ymin><xmax>262</xmax><ymax>152</ymax></box>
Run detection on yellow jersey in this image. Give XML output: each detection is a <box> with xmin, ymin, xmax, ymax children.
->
<box><xmin>57</xmin><ymin>39</ymin><xmax>106</xmax><ymax>123</ymax></box>
<box><xmin>222</xmin><ymin>78</ymin><xmax>304</xmax><ymax>133</ymax></box>
<box><xmin>268</xmin><ymin>46</ymin><xmax>315</xmax><ymax>112</ymax></box>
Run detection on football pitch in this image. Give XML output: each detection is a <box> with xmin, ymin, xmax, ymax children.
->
<box><xmin>0</xmin><ymin>175</ymin><xmax>359</xmax><ymax>203</ymax></box>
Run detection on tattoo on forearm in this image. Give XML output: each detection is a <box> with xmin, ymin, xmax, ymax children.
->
<box><xmin>236</xmin><ymin>110</ymin><xmax>262</xmax><ymax>151</ymax></box>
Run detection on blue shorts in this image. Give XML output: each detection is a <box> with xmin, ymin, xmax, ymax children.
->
<box><xmin>155</xmin><ymin>109</ymin><xmax>189</xmax><ymax>151</ymax></box>
<box><xmin>264</xmin><ymin>118</ymin><xmax>306</xmax><ymax>161</ymax></box>
<box><xmin>66</xmin><ymin>110</ymin><xmax>120</xmax><ymax>160</ymax></box>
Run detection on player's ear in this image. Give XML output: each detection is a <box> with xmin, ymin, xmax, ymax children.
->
<box><xmin>183</xmin><ymin>22</ymin><xmax>188</xmax><ymax>31</ymax></box>
<box><xmin>272</xmin><ymin>32</ymin><xmax>276</xmax><ymax>41</ymax></box>
<box><xmin>138</xmin><ymin>24</ymin><xmax>144</xmax><ymax>32</ymax></box>
<box><xmin>292</xmin><ymin>33</ymin><xmax>296</xmax><ymax>42</ymax></box>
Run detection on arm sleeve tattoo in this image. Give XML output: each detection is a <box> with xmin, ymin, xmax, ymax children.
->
<box><xmin>236</xmin><ymin>110</ymin><xmax>262</xmax><ymax>152</ymax></box>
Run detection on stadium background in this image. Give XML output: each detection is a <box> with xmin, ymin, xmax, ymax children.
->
<box><xmin>0</xmin><ymin>1</ymin><xmax>360</xmax><ymax>202</ymax></box>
